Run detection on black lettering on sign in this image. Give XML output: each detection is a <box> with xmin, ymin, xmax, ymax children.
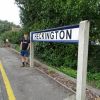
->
<box><xmin>55</xmin><ymin>31</ymin><xmax>58</xmax><ymax>39</ymax></box>
<box><xmin>36</xmin><ymin>33</ymin><xmax>39</xmax><ymax>39</ymax></box>
<box><xmin>35</xmin><ymin>34</ymin><xmax>37</xmax><ymax>39</ymax></box>
<box><xmin>41</xmin><ymin>33</ymin><xmax>44</xmax><ymax>39</ymax></box>
<box><xmin>66</xmin><ymin>29</ymin><xmax>72</xmax><ymax>39</ymax></box>
<box><xmin>59</xmin><ymin>30</ymin><xmax>65</xmax><ymax>39</ymax></box>
<box><xmin>50</xmin><ymin>32</ymin><xmax>54</xmax><ymax>39</ymax></box>
<box><xmin>46</xmin><ymin>32</ymin><xmax>50</xmax><ymax>39</ymax></box>
<box><xmin>39</xmin><ymin>33</ymin><xmax>41</xmax><ymax>39</ymax></box>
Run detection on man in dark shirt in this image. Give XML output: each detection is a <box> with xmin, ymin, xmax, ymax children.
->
<box><xmin>20</xmin><ymin>33</ymin><xmax>30</xmax><ymax>67</ymax></box>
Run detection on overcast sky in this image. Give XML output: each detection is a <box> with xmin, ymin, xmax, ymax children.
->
<box><xmin>0</xmin><ymin>0</ymin><xmax>20</xmax><ymax>25</ymax></box>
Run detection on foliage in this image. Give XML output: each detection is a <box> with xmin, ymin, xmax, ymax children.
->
<box><xmin>0</xmin><ymin>20</ymin><xmax>21</xmax><ymax>45</ymax></box>
<box><xmin>0</xmin><ymin>31</ymin><xmax>22</xmax><ymax>44</ymax></box>
<box><xmin>56</xmin><ymin>66</ymin><xmax>77</xmax><ymax>78</ymax></box>
<box><xmin>12</xmin><ymin>44</ymin><xmax>20</xmax><ymax>51</ymax></box>
<box><xmin>15</xmin><ymin>0</ymin><xmax>100</xmax><ymax>88</ymax></box>
<box><xmin>88</xmin><ymin>45</ymin><xmax>100</xmax><ymax>72</ymax></box>
<box><xmin>0</xmin><ymin>20</ymin><xmax>20</xmax><ymax>35</ymax></box>
<box><xmin>15</xmin><ymin>0</ymin><xmax>100</xmax><ymax>40</ymax></box>
<box><xmin>34</xmin><ymin>42</ymin><xmax>78</xmax><ymax>69</ymax></box>
<box><xmin>15</xmin><ymin>0</ymin><xmax>100</xmax><ymax>71</ymax></box>
<box><xmin>54</xmin><ymin>66</ymin><xmax>100</xmax><ymax>88</ymax></box>
<box><xmin>87</xmin><ymin>72</ymin><xmax>100</xmax><ymax>88</ymax></box>
<box><xmin>0</xmin><ymin>20</ymin><xmax>12</xmax><ymax>34</ymax></box>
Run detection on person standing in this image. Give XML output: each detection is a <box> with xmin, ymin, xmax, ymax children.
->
<box><xmin>20</xmin><ymin>33</ymin><xmax>30</xmax><ymax>67</ymax></box>
<box><xmin>5</xmin><ymin>39</ymin><xmax>10</xmax><ymax>47</ymax></box>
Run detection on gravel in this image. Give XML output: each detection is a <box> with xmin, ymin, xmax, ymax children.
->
<box><xmin>34</xmin><ymin>61</ymin><xmax>100</xmax><ymax>100</ymax></box>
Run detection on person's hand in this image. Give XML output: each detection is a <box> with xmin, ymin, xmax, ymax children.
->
<box><xmin>27</xmin><ymin>48</ymin><xmax>29</xmax><ymax>51</ymax></box>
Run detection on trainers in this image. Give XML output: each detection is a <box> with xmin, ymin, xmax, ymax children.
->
<box><xmin>25</xmin><ymin>62</ymin><xmax>30</xmax><ymax>67</ymax></box>
<box><xmin>21</xmin><ymin>62</ymin><xmax>25</xmax><ymax>67</ymax></box>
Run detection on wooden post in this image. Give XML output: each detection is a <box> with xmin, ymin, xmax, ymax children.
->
<box><xmin>30</xmin><ymin>32</ymin><xmax>34</xmax><ymax>67</ymax></box>
<box><xmin>76</xmin><ymin>20</ymin><xmax>90</xmax><ymax>100</ymax></box>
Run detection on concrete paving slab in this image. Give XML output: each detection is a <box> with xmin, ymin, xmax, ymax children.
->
<box><xmin>0</xmin><ymin>84</ymin><xmax>3</xmax><ymax>100</ymax></box>
<box><xmin>0</xmin><ymin>48</ymin><xmax>74</xmax><ymax>100</ymax></box>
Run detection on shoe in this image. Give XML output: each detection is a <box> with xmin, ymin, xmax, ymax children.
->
<box><xmin>21</xmin><ymin>62</ymin><xmax>25</xmax><ymax>67</ymax></box>
<box><xmin>25</xmin><ymin>62</ymin><xmax>30</xmax><ymax>67</ymax></box>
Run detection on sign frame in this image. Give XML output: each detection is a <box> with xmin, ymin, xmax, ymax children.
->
<box><xmin>31</xmin><ymin>25</ymin><xmax>79</xmax><ymax>43</ymax></box>
<box><xmin>30</xmin><ymin>20</ymin><xmax>90</xmax><ymax>100</ymax></box>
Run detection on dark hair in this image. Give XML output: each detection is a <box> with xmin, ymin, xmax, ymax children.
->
<box><xmin>24</xmin><ymin>32</ymin><xmax>28</xmax><ymax>35</ymax></box>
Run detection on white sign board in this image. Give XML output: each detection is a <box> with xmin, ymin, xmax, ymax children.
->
<box><xmin>31</xmin><ymin>25</ymin><xmax>79</xmax><ymax>42</ymax></box>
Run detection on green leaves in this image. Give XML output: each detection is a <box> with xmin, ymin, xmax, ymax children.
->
<box><xmin>0</xmin><ymin>31</ymin><xmax>22</xmax><ymax>44</ymax></box>
<box><xmin>0</xmin><ymin>20</ymin><xmax>12</xmax><ymax>34</ymax></box>
<box><xmin>15</xmin><ymin>0</ymin><xmax>100</xmax><ymax>84</ymax></box>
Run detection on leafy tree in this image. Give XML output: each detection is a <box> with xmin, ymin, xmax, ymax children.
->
<box><xmin>0</xmin><ymin>20</ymin><xmax>11</xmax><ymax>34</ymax></box>
<box><xmin>0</xmin><ymin>20</ymin><xmax>20</xmax><ymax>35</ymax></box>
<box><xmin>15</xmin><ymin>0</ymin><xmax>100</xmax><ymax>72</ymax></box>
<box><xmin>0</xmin><ymin>31</ymin><xmax>22</xmax><ymax>44</ymax></box>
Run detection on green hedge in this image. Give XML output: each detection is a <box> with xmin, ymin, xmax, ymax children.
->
<box><xmin>34</xmin><ymin>42</ymin><xmax>100</xmax><ymax>72</ymax></box>
<box><xmin>0</xmin><ymin>31</ymin><xmax>22</xmax><ymax>44</ymax></box>
<box><xmin>34</xmin><ymin>42</ymin><xmax>78</xmax><ymax>69</ymax></box>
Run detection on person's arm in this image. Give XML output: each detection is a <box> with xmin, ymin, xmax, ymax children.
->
<box><xmin>27</xmin><ymin>43</ymin><xmax>30</xmax><ymax>50</ymax></box>
<box><xmin>27</xmin><ymin>38</ymin><xmax>30</xmax><ymax>50</ymax></box>
<box><xmin>20</xmin><ymin>42</ymin><xmax>22</xmax><ymax>50</ymax></box>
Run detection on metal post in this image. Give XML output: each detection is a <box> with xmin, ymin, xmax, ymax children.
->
<box><xmin>30</xmin><ymin>32</ymin><xmax>34</xmax><ymax>67</ymax></box>
<box><xmin>76</xmin><ymin>20</ymin><xmax>90</xmax><ymax>100</ymax></box>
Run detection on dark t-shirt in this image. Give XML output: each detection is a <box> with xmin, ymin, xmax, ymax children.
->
<box><xmin>21</xmin><ymin>37</ymin><xmax>30</xmax><ymax>50</ymax></box>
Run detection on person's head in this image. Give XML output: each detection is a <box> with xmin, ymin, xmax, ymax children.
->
<box><xmin>24</xmin><ymin>32</ymin><xmax>28</xmax><ymax>39</ymax></box>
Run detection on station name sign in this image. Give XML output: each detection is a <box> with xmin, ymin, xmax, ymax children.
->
<box><xmin>31</xmin><ymin>25</ymin><xmax>79</xmax><ymax>42</ymax></box>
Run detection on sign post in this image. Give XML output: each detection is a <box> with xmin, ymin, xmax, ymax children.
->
<box><xmin>76</xmin><ymin>20</ymin><xmax>90</xmax><ymax>100</ymax></box>
<box><xmin>30</xmin><ymin>32</ymin><xmax>34</xmax><ymax>67</ymax></box>
<box><xmin>30</xmin><ymin>20</ymin><xmax>90</xmax><ymax>100</ymax></box>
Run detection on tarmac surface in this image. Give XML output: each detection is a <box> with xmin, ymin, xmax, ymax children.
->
<box><xmin>0</xmin><ymin>48</ymin><xmax>74</xmax><ymax>100</ymax></box>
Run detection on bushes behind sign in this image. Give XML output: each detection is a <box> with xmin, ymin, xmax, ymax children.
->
<box><xmin>34</xmin><ymin>42</ymin><xmax>100</xmax><ymax>73</ymax></box>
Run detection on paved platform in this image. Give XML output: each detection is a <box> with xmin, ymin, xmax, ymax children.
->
<box><xmin>0</xmin><ymin>83</ymin><xmax>3</xmax><ymax>100</ymax></box>
<box><xmin>0</xmin><ymin>48</ymin><xmax>74</xmax><ymax>100</ymax></box>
